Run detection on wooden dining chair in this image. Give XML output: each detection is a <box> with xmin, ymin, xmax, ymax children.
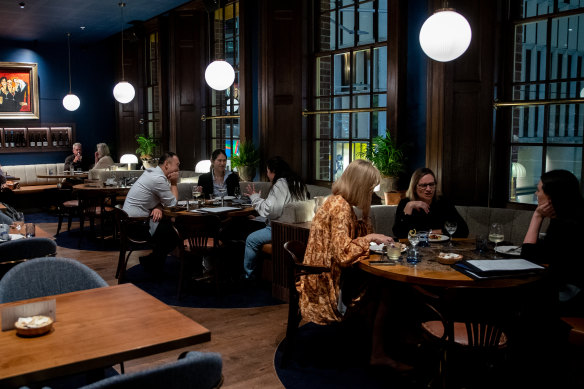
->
<box><xmin>76</xmin><ymin>189</ymin><xmax>117</xmax><ymax>245</ymax></box>
<box><xmin>413</xmin><ymin>285</ymin><xmax>510</xmax><ymax>389</ymax></box>
<box><xmin>172</xmin><ymin>214</ymin><xmax>223</xmax><ymax>299</ymax></box>
<box><xmin>113</xmin><ymin>206</ymin><xmax>151</xmax><ymax>283</ymax></box>
<box><xmin>281</xmin><ymin>240</ymin><xmax>330</xmax><ymax>367</ymax></box>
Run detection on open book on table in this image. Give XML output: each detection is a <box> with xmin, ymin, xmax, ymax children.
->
<box><xmin>453</xmin><ymin>259</ymin><xmax>545</xmax><ymax>280</ymax></box>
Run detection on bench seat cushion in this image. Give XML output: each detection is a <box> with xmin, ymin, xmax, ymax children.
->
<box><xmin>3</xmin><ymin>163</ymin><xmax>65</xmax><ymax>186</ymax></box>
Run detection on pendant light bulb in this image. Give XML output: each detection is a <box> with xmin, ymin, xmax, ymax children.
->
<box><xmin>419</xmin><ymin>8</ymin><xmax>472</xmax><ymax>62</ymax></box>
<box><xmin>205</xmin><ymin>60</ymin><xmax>235</xmax><ymax>91</ymax></box>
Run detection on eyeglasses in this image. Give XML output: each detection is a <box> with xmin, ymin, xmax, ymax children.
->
<box><xmin>417</xmin><ymin>183</ymin><xmax>436</xmax><ymax>189</ymax></box>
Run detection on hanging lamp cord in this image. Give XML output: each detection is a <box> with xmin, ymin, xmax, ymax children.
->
<box><xmin>119</xmin><ymin>2</ymin><xmax>126</xmax><ymax>81</ymax></box>
<box><xmin>66</xmin><ymin>33</ymin><xmax>72</xmax><ymax>94</ymax></box>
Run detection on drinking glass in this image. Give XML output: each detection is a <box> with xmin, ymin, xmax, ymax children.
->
<box><xmin>488</xmin><ymin>223</ymin><xmax>504</xmax><ymax>258</ymax></box>
<box><xmin>234</xmin><ymin>186</ymin><xmax>241</xmax><ymax>199</ymax></box>
<box><xmin>444</xmin><ymin>220</ymin><xmax>457</xmax><ymax>247</ymax></box>
<box><xmin>192</xmin><ymin>186</ymin><xmax>202</xmax><ymax>206</ymax></box>
<box><xmin>407</xmin><ymin>233</ymin><xmax>421</xmax><ymax>264</ymax></box>
<box><xmin>14</xmin><ymin>212</ymin><xmax>25</xmax><ymax>234</ymax></box>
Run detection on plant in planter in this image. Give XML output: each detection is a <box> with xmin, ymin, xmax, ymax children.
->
<box><xmin>135</xmin><ymin>135</ymin><xmax>159</xmax><ymax>169</ymax></box>
<box><xmin>231</xmin><ymin>141</ymin><xmax>260</xmax><ymax>181</ymax></box>
<box><xmin>362</xmin><ymin>130</ymin><xmax>407</xmax><ymax>203</ymax></box>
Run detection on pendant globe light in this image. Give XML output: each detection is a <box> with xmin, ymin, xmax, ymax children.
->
<box><xmin>113</xmin><ymin>2</ymin><xmax>135</xmax><ymax>104</ymax></box>
<box><xmin>419</xmin><ymin>1</ymin><xmax>472</xmax><ymax>62</ymax></box>
<box><xmin>204</xmin><ymin>8</ymin><xmax>235</xmax><ymax>91</ymax></box>
<box><xmin>62</xmin><ymin>33</ymin><xmax>80</xmax><ymax>111</ymax></box>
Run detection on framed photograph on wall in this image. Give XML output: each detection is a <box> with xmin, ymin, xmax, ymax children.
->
<box><xmin>0</xmin><ymin>62</ymin><xmax>39</xmax><ymax>120</ymax></box>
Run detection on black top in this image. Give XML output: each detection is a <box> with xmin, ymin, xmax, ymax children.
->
<box><xmin>198</xmin><ymin>171</ymin><xmax>240</xmax><ymax>199</ymax></box>
<box><xmin>64</xmin><ymin>154</ymin><xmax>89</xmax><ymax>172</ymax></box>
<box><xmin>393</xmin><ymin>196</ymin><xmax>469</xmax><ymax>239</ymax></box>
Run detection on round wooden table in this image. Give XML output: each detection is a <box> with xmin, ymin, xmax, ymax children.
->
<box><xmin>358</xmin><ymin>239</ymin><xmax>546</xmax><ymax>288</ymax></box>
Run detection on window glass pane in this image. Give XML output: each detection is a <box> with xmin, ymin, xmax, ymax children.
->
<box><xmin>549</xmin><ymin>81</ymin><xmax>584</xmax><ymax>99</ymax></box>
<box><xmin>316</xmin><ymin>56</ymin><xmax>333</xmax><ymax>96</ymax></box>
<box><xmin>546</xmin><ymin>146</ymin><xmax>582</xmax><ymax>180</ymax></box>
<box><xmin>521</xmin><ymin>0</ymin><xmax>553</xmax><ymax>19</ymax></box>
<box><xmin>316</xmin><ymin>112</ymin><xmax>332</xmax><ymax>138</ymax></box>
<box><xmin>333</xmin><ymin>141</ymin><xmax>351</xmax><ymax>180</ymax></box>
<box><xmin>315</xmin><ymin>140</ymin><xmax>332</xmax><ymax>181</ymax></box>
<box><xmin>558</xmin><ymin>1</ymin><xmax>584</xmax><ymax>12</ymax></box>
<box><xmin>352</xmin><ymin>95</ymin><xmax>370</xmax><ymax>138</ymax></box>
<box><xmin>357</xmin><ymin>1</ymin><xmax>375</xmax><ymax>45</ymax></box>
<box><xmin>333</xmin><ymin>113</ymin><xmax>350</xmax><ymax>138</ymax></box>
<box><xmin>378</xmin><ymin>0</ymin><xmax>388</xmax><ymax>42</ymax></box>
<box><xmin>514</xmin><ymin>21</ymin><xmax>547</xmax><ymax>83</ymax></box>
<box><xmin>510</xmin><ymin>145</ymin><xmax>543</xmax><ymax>204</ymax></box>
<box><xmin>352</xmin><ymin>49</ymin><xmax>370</xmax><ymax>92</ymax></box>
<box><xmin>372</xmin><ymin>110</ymin><xmax>386</xmax><ymax>138</ymax></box>
<box><xmin>548</xmin><ymin>104</ymin><xmax>584</xmax><ymax>143</ymax></box>
<box><xmin>320</xmin><ymin>12</ymin><xmax>335</xmax><ymax>51</ymax></box>
<box><xmin>339</xmin><ymin>7</ymin><xmax>355</xmax><ymax>49</ymax></box>
<box><xmin>511</xmin><ymin>106</ymin><xmax>545</xmax><ymax>143</ymax></box>
<box><xmin>334</xmin><ymin>53</ymin><xmax>351</xmax><ymax>94</ymax></box>
<box><xmin>373</xmin><ymin>46</ymin><xmax>387</xmax><ymax>92</ymax></box>
<box><xmin>334</xmin><ymin>96</ymin><xmax>350</xmax><ymax>109</ymax></box>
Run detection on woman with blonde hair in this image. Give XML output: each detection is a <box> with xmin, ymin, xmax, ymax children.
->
<box><xmin>93</xmin><ymin>143</ymin><xmax>114</xmax><ymax>170</ymax></box>
<box><xmin>298</xmin><ymin>159</ymin><xmax>410</xmax><ymax>371</ymax></box>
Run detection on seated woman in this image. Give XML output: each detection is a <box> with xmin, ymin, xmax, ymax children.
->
<box><xmin>242</xmin><ymin>156</ymin><xmax>308</xmax><ymax>280</ymax></box>
<box><xmin>521</xmin><ymin>170</ymin><xmax>584</xmax><ymax>316</ymax></box>
<box><xmin>393</xmin><ymin>167</ymin><xmax>468</xmax><ymax>239</ymax></box>
<box><xmin>196</xmin><ymin>149</ymin><xmax>240</xmax><ymax>199</ymax></box>
<box><xmin>92</xmin><ymin>143</ymin><xmax>114</xmax><ymax>170</ymax></box>
<box><xmin>298</xmin><ymin>159</ymin><xmax>410</xmax><ymax>371</ymax></box>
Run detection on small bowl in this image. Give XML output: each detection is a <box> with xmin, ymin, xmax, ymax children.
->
<box><xmin>437</xmin><ymin>252</ymin><xmax>463</xmax><ymax>265</ymax></box>
<box><xmin>15</xmin><ymin>316</ymin><xmax>54</xmax><ymax>337</ymax></box>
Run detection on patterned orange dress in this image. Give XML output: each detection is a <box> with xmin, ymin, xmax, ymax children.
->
<box><xmin>298</xmin><ymin>195</ymin><xmax>372</xmax><ymax>325</ymax></box>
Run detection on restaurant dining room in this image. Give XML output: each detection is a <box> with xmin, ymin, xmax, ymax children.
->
<box><xmin>1</xmin><ymin>0</ymin><xmax>583</xmax><ymax>388</ymax></box>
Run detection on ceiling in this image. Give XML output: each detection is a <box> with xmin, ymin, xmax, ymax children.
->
<box><xmin>0</xmin><ymin>0</ymin><xmax>195</xmax><ymax>44</ymax></box>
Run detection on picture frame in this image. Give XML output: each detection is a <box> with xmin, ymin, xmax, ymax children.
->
<box><xmin>0</xmin><ymin>62</ymin><xmax>39</xmax><ymax>120</ymax></box>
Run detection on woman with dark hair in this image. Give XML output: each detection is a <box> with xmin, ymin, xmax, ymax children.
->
<box><xmin>197</xmin><ymin>149</ymin><xmax>240</xmax><ymax>199</ymax></box>
<box><xmin>242</xmin><ymin>156</ymin><xmax>308</xmax><ymax>280</ymax></box>
<box><xmin>522</xmin><ymin>169</ymin><xmax>584</xmax><ymax>315</ymax></box>
<box><xmin>392</xmin><ymin>167</ymin><xmax>468</xmax><ymax>239</ymax></box>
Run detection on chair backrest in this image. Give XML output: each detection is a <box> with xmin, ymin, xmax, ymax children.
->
<box><xmin>114</xmin><ymin>205</ymin><xmax>150</xmax><ymax>244</ymax></box>
<box><xmin>78</xmin><ymin>351</ymin><xmax>223</xmax><ymax>389</ymax></box>
<box><xmin>173</xmin><ymin>214</ymin><xmax>222</xmax><ymax>252</ymax></box>
<box><xmin>0</xmin><ymin>237</ymin><xmax>57</xmax><ymax>262</ymax></box>
<box><xmin>0</xmin><ymin>257</ymin><xmax>108</xmax><ymax>303</ymax></box>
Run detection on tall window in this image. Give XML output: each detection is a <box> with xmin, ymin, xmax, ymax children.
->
<box><xmin>146</xmin><ymin>31</ymin><xmax>162</xmax><ymax>157</ymax></box>
<box><xmin>313</xmin><ymin>0</ymin><xmax>388</xmax><ymax>182</ymax></box>
<box><xmin>503</xmin><ymin>0</ymin><xmax>584</xmax><ymax>204</ymax></box>
<box><xmin>208</xmin><ymin>1</ymin><xmax>240</xmax><ymax>158</ymax></box>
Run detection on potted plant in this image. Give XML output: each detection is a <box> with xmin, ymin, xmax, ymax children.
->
<box><xmin>135</xmin><ymin>135</ymin><xmax>158</xmax><ymax>169</ymax></box>
<box><xmin>231</xmin><ymin>141</ymin><xmax>260</xmax><ymax>181</ymax></box>
<box><xmin>362</xmin><ymin>130</ymin><xmax>407</xmax><ymax>204</ymax></box>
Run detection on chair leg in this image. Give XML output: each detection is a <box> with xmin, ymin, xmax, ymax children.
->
<box><xmin>282</xmin><ymin>294</ymin><xmax>301</xmax><ymax>367</ymax></box>
<box><xmin>57</xmin><ymin>213</ymin><xmax>64</xmax><ymax>235</ymax></box>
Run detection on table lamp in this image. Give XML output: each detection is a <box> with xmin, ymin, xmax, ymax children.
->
<box><xmin>120</xmin><ymin>154</ymin><xmax>139</xmax><ymax>170</ymax></box>
<box><xmin>511</xmin><ymin>162</ymin><xmax>526</xmax><ymax>201</ymax></box>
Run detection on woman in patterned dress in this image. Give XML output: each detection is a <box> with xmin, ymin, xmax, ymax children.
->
<box><xmin>298</xmin><ymin>159</ymin><xmax>411</xmax><ymax>372</ymax></box>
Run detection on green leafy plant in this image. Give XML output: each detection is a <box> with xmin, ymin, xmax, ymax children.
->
<box><xmin>362</xmin><ymin>130</ymin><xmax>406</xmax><ymax>177</ymax></box>
<box><xmin>135</xmin><ymin>135</ymin><xmax>158</xmax><ymax>159</ymax></box>
<box><xmin>231</xmin><ymin>141</ymin><xmax>260</xmax><ymax>168</ymax></box>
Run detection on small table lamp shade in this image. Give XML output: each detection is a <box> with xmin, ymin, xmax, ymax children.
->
<box><xmin>120</xmin><ymin>154</ymin><xmax>139</xmax><ymax>170</ymax></box>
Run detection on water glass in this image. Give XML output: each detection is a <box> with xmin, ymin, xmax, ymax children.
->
<box><xmin>25</xmin><ymin>223</ymin><xmax>35</xmax><ymax>238</ymax></box>
<box><xmin>387</xmin><ymin>245</ymin><xmax>401</xmax><ymax>261</ymax></box>
<box><xmin>444</xmin><ymin>220</ymin><xmax>457</xmax><ymax>247</ymax></box>
<box><xmin>475</xmin><ymin>235</ymin><xmax>488</xmax><ymax>253</ymax></box>
<box><xmin>417</xmin><ymin>230</ymin><xmax>430</xmax><ymax>247</ymax></box>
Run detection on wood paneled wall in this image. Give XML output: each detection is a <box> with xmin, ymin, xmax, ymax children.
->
<box><xmin>425</xmin><ymin>0</ymin><xmax>497</xmax><ymax>206</ymax></box>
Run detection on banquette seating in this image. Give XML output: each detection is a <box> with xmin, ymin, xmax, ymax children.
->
<box><xmin>2</xmin><ymin>163</ymin><xmax>65</xmax><ymax>191</ymax></box>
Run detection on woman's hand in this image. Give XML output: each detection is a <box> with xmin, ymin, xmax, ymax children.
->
<box><xmin>366</xmin><ymin>233</ymin><xmax>394</xmax><ymax>245</ymax></box>
<box><xmin>404</xmin><ymin>201</ymin><xmax>430</xmax><ymax>215</ymax></box>
<box><xmin>244</xmin><ymin>183</ymin><xmax>260</xmax><ymax>197</ymax></box>
<box><xmin>150</xmin><ymin>207</ymin><xmax>163</xmax><ymax>222</ymax></box>
<box><xmin>94</xmin><ymin>151</ymin><xmax>99</xmax><ymax>164</ymax></box>
<box><xmin>535</xmin><ymin>200</ymin><xmax>556</xmax><ymax>219</ymax></box>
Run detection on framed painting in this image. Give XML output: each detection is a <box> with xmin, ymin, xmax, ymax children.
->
<box><xmin>0</xmin><ymin>62</ymin><xmax>39</xmax><ymax>120</ymax></box>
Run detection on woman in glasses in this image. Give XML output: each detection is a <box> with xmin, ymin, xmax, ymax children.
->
<box><xmin>392</xmin><ymin>167</ymin><xmax>468</xmax><ymax>238</ymax></box>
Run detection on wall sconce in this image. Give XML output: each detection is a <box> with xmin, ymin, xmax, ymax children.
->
<box><xmin>510</xmin><ymin>162</ymin><xmax>527</xmax><ymax>201</ymax></box>
<box><xmin>113</xmin><ymin>2</ymin><xmax>135</xmax><ymax>104</ymax></box>
<box><xmin>419</xmin><ymin>1</ymin><xmax>472</xmax><ymax>62</ymax></box>
<box><xmin>120</xmin><ymin>153</ymin><xmax>138</xmax><ymax>170</ymax></box>
<box><xmin>62</xmin><ymin>33</ymin><xmax>80</xmax><ymax>111</ymax></box>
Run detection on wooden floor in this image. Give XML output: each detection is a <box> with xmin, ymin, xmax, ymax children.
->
<box><xmin>37</xmin><ymin>220</ymin><xmax>287</xmax><ymax>389</ymax></box>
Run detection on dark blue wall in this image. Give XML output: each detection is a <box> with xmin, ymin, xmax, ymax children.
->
<box><xmin>1</xmin><ymin>39</ymin><xmax>116</xmax><ymax>166</ymax></box>
<box><xmin>405</xmin><ymin>0</ymin><xmax>428</xmax><ymax>175</ymax></box>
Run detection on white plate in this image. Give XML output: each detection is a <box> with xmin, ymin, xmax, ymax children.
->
<box><xmin>9</xmin><ymin>234</ymin><xmax>25</xmax><ymax>240</ymax></box>
<box><xmin>428</xmin><ymin>234</ymin><xmax>449</xmax><ymax>242</ymax></box>
<box><xmin>369</xmin><ymin>242</ymin><xmax>407</xmax><ymax>254</ymax></box>
<box><xmin>495</xmin><ymin>245</ymin><xmax>521</xmax><ymax>256</ymax></box>
<box><xmin>222</xmin><ymin>196</ymin><xmax>235</xmax><ymax>200</ymax></box>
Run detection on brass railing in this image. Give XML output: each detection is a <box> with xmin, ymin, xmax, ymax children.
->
<box><xmin>493</xmin><ymin>98</ymin><xmax>584</xmax><ymax>108</ymax></box>
<box><xmin>301</xmin><ymin>107</ymin><xmax>386</xmax><ymax>116</ymax></box>
<box><xmin>201</xmin><ymin>114</ymin><xmax>240</xmax><ymax>121</ymax></box>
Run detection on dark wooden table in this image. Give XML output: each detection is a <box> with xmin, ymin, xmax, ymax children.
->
<box><xmin>0</xmin><ymin>284</ymin><xmax>211</xmax><ymax>386</ymax></box>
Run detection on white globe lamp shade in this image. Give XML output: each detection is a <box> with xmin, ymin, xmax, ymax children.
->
<box><xmin>62</xmin><ymin>93</ymin><xmax>80</xmax><ymax>111</ymax></box>
<box><xmin>120</xmin><ymin>154</ymin><xmax>139</xmax><ymax>164</ymax></box>
<box><xmin>205</xmin><ymin>60</ymin><xmax>235</xmax><ymax>91</ymax></box>
<box><xmin>419</xmin><ymin>9</ymin><xmax>472</xmax><ymax>62</ymax></box>
<box><xmin>113</xmin><ymin>81</ymin><xmax>135</xmax><ymax>104</ymax></box>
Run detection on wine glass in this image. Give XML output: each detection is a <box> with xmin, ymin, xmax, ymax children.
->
<box><xmin>444</xmin><ymin>220</ymin><xmax>457</xmax><ymax>247</ymax></box>
<box><xmin>489</xmin><ymin>223</ymin><xmax>504</xmax><ymax>258</ymax></box>
<box><xmin>192</xmin><ymin>186</ymin><xmax>202</xmax><ymax>206</ymax></box>
<box><xmin>217</xmin><ymin>187</ymin><xmax>227</xmax><ymax>204</ymax></box>
<box><xmin>234</xmin><ymin>186</ymin><xmax>241</xmax><ymax>200</ymax></box>
<box><xmin>407</xmin><ymin>232</ymin><xmax>421</xmax><ymax>264</ymax></box>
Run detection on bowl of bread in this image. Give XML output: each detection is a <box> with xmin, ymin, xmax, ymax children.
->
<box><xmin>437</xmin><ymin>252</ymin><xmax>463</xmax><ymax>265</ymax></box>
<box><xmin>14</xmin><ymin>315</ymin><xmax>53</xmax><ymax>337</ymax></box>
